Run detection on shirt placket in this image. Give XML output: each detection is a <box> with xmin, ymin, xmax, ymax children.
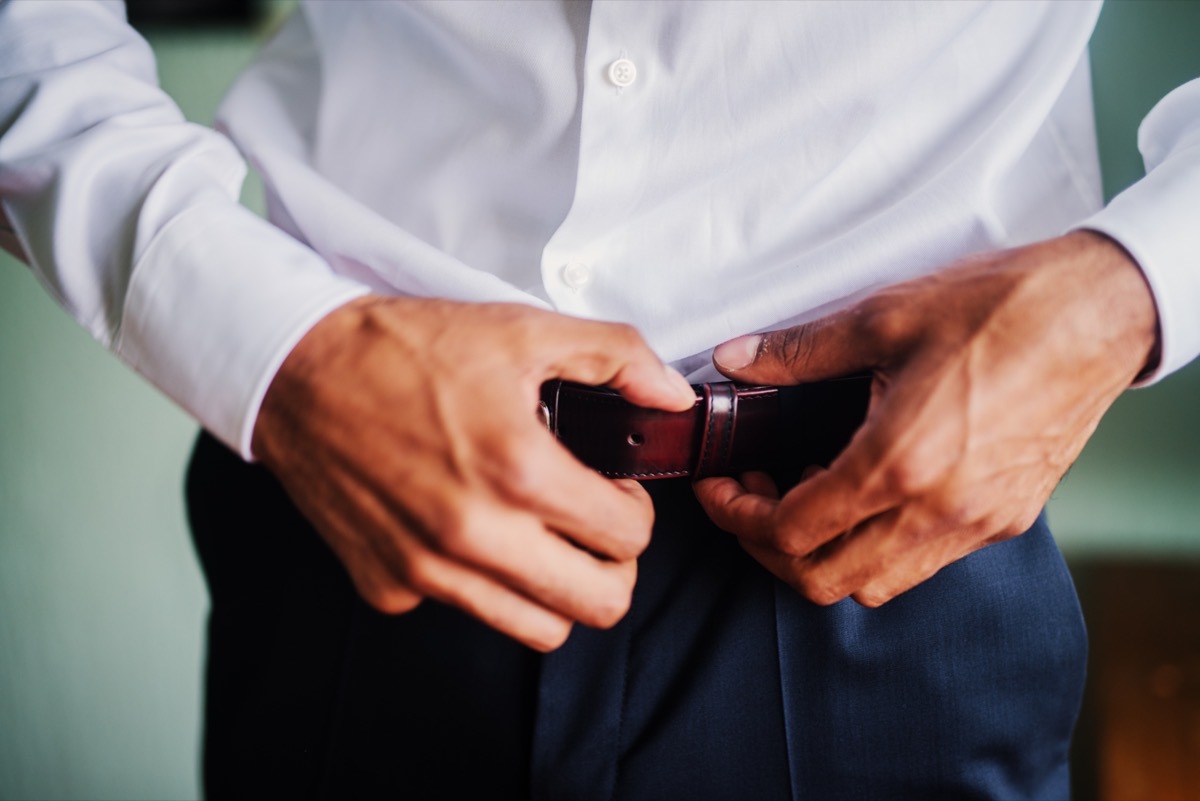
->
<box><xmin>540</xmin><ymin>1</ymin><xmax>659</xmax><ymax>325</ymax></box>
<box><xmin>530</xmin><ymin>5</ymin><xmax>665</xmax><ymax>798</ymax></box>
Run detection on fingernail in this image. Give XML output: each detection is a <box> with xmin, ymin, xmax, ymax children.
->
<box><xmin>714</xmin><ymin>335</ymin><xmax>761</xmax><ymax>370</ymax></box>
<box><xmin>664</xmin><ymin>365</ymin><xmax>696</xmax><ymax>398</ymax></box>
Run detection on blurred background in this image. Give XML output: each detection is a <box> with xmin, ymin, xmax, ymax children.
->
<box><xmin>1</xmin><ymin>1</ymin><xmax>1198</xmax><ymax>799</ymax></box>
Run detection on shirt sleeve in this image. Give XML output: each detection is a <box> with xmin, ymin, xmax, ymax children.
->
<box><xmin>1081</xmin><ymin>76</ymin><xmax>1200</xmax><ymax>383</ymax></box>
<box><xmin>0</xmin><ymin>0</ymin><xmax>369</xmax><ymax>458</ymax></box>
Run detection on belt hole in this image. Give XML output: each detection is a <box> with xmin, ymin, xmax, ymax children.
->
<box><xmin>627</xmin><ymin>432</ymin><xmax>644</xmax><ymax>447</ymax></box>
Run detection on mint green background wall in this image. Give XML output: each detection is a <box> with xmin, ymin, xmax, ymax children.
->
<box><xmin>1</xmin><ymin>2</ymin><xmax>1198</xmax><ymax>799</ymax></box>
<box><xmin>0</xmin><ymin>18</ymin><xmax>278</xmax><ymax>801</ymax></box>
<box><xmin>1049</xmin><ymin>0</ymin><xmax>1200</xmax><ymax>554</ymax></box>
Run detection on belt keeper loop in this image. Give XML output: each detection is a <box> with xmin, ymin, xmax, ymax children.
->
<box><xmin>549</xmin><ymin>379</ymin><xmax>562</xmax><ymax>438</ymax></box>
<box><xmin>696</xmin><ymin>383</ymin><xmax>738</xmax><ymax>478</ymax></box>
<box><xmin>538</xmin><ymin>380</ymin><xmax>563</xmax><ymax>437</ymax></box>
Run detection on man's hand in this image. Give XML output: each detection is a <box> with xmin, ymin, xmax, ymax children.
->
<box><xmin>694</xmin><ymin>231</ymin><xmax>1159</xmax><ymax>607</ymax></box>
<box><xmin>251</xmin><ymin>297</ymin><xmax>695</xmax><ymax>651</ymax></box>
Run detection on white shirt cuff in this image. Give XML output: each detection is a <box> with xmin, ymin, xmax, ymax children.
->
<box><xmin>114</xmin><ymin>195</ymin><xmax>370</xmax><ymax>459</ymax></box>
<box><xmin>1079</xmin><ymin>137</ymin><xmax>1200</xmax><ymax>384</ymax></box>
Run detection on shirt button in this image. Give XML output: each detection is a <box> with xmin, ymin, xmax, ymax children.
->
<box><xmin>561</xmin><ymin>261</ymin><xmax>592</xmax><ymax>290</ymax></box>
<box><xmin>607</xmin><ymin>58</ymin><xmax>637</xmax><ymax>88</ymax></box>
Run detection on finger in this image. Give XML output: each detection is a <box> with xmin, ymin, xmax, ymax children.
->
<box><xmin>324</xmin><ymin>532</ymin><xmax>427</xmax><ymax>615</ymax></box>
<box><xmin>738</xmin><ymin>537</ymin><xmax>810</xmax><ymax>597</ymax></box>
<box><xmin>453</xmin><ymin>509</ymin><xmax>642</xmax><ymax>630</ymax></box>
<box><xmin>758</xmin><ymin>378</ymin><xmax>937</xmax><ymax>556</ymax></box>
<box><xmin>739</xmin><ymin>470</ymin><xmax>780</xmax><ymax>499</ymax></box>
<box><xmin>771</xmin><ymin>501</ymin><xmax>970</xmax><ymax>609</ymax></box>
<box><xmin>693</xmin><ymin>475</ymin><xmax>779</xmax><ymax>541</ymax></box>
<box><xmin>785</xmin><ymin>507</ymin><xmax>906</xmax><ymax>606</ymax></box>
<box><xmin>699</xmin><ymin>384</ymin><xmax>905</xmax><ymax>558</ymax></box>
<box><xmin>380</xmin><ymin>473</ymin><xmax>641</xmax><ymax>631</ymax></box>
<box><xmin>543</xmin><ymin>317</ymin><xmax>696</xmax><ymax>411</ymax></box>
<box><xmin>847</xmin><ymin>507</ymin><xmax>1024</xmax><ymax>608</ymax></box>
<box><xmin>736</xmin><ymin>530</ymin><xmax>882</xmax><ymax>609</ymax></box>
<box><xmin>693</xmin><ymin>474</ymin><xmax>790</xmax><ymax>569</ymax></box>
<box><xmin>288</xmin><ymin>485</ymin><xmax>428</xmax><ymax>614</ymax></box>
<box><xmin>610</xmin><ymin>477</ymin><xmax>652</xmax><ymax>498</ymax></box>
<box><xmin>760</xmin><ymin>454</ymin><xmax>894</xmax><ymax>557</ymax></box>
<box><xmin>816</xmin><ymin>505</ymin><xmax>953</xmax><ymax>608</ymax></box>
<box><xmin>331</xmin><ymin>495</ymin><xmax>578</xmax><ymax>651</ymax></box>
<box><xmin>504</xmin><ymin>435</ymin><xmax>657</xmax><ymax>562</ymax></box>
<box><xmin>375</xmin><ymin>585</ymin><xmax>424</xmax><ymax>614</ymax></box>
<box><xmin>397</xmin><ymin>546</ymin><xmax>577</xmax><ymax>652</ymax></box>
<box><xmin>800</xmin><ymin>465</ymin><xmax>825</xmax><ymax>482</ymax></box>
<box><xmin>311</xmin><ymin>462</ymin><xmax>619</xmax><ymax>636</ymax></box>
<box><xmin>711</xmin><ymin>307</ymin><xmax>884</xmax><ymax>386</ymax></box>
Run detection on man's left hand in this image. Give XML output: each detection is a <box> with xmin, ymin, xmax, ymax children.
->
<box><xmin>694</xmin><ymin>231</ymin><xmax>1159</xmax><ymax>607</ymax></box>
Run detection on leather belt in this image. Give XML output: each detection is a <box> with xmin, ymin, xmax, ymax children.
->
<box><xmin>540</xmin><ymin>374</ymin><xmax>872</xmax><ymax>480</ymax></box>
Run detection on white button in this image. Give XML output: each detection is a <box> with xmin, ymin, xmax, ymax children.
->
<box><xmin>561</xmin><ymin>261</ymin><xmax>592</xmax><ymax>290</ymax></box>
<box><xmin>607</xmin><ymin>58</ymin><xmax>637</xmax><ymax>88</ymax></box>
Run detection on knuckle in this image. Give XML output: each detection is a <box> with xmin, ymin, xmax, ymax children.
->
<box><xmin>530</xmin><ymin>620</ymin><xmax>574</xmax><ymax>653</ymax></box>
<box><xmin>884</xmin><ymin>456</ymin><xmax>940</xmax><ymax>497</ymax></box>
<box><xmin>610</xmin><ymin>519</ymin><xmax>653</xmax><ymax>561</ymax></box>
<box><xmin>927</xmin><ymin>491</ymin><xmax>977</xmax><ymax>530</ymax></box>
<box><xmin>628</xmin><ymin>527</ymin><xmax>654</xmax><ymax>558</ymax></box>
<box><xmin>856</xmin><ymin>297</ymin><xmax>910</xmax><ymax>347</ymax></box>
<box><xmin>590</xmin><ymin>585</ymin><xmax>634</xmax><ymax>630</ymax></box>
<box><xmin>497</xmin><ymin>454</ymin><xmax>544</xmax><ymax>505</ymax></box>
<box><xmin>609</xmin><ymin>321</ymin><xmax>643</xmax><ymax>348</ymax></box>
<box><xmin>1009</xmin><ymin>506</ymin><xmax>1042</xmax><ymax>536</ymax></box>
<box><xmin>753</xmin><ymin>327</ymin><xmax>807</xmax><ymax>374</ymax></box>
<box><xmin>774</xmin><ymin>534</ymin><xmax>810</xmax><ymax>559</ymax></box>
<box><xmin>501</xmin><ymin>309</ymin><xmax>556</xmax><ymax>361</ymax></box>
<box><xmin>436</xmin><ymin>505</ymin><xmax>489</xmax><ymax>558</ymax></box>
<box><xmin>797</xmin><ymin>577</ymin><xmax>843</xmax><ymax>607</ymax></box>
<box><xmin>854</xmin><ymin>588</ymin><xmax>893</xmax><ymax>609</ymax></box>
<box><xmin>770</xmin><ymin>521</ymin><xmax>811</xmax><ymax>558</ymax></box>
<box><xmin>592</xmin><ymin>320</ymin><xmax>643</xmax><ymax>355</ymax></box>
<box><xmin>504</xmin><ymin>307</ymin><xmax>541</xmax><ymax>344</ymax></box>
<box><xmin>366</xmin><ymin>585</ymin><xmax>422</xmax><ymax>616</ymax></box>
<box><xmin>589</xmin><ymin>601</ymin><xmax>630</xmax><ymax>631</ymax></box>
<box><xmin>914</xmin><ymin>552</ymin><xmax>944</xmax><ymax>581</ymax></box>
<box><xmin>777</xmin><ymin>326</ymin><xmax>814</xmax><ymax>368</ymax></box>
<box><xmin>399</xmin><ymin>557</ymin><xmax>439</xmax><ymax>596</ymax></box>
<box><xmin>602</xmin><ymin>540</ymin><xmax>638</xmax><ymax>565</ymax></box>
<box><xmin>976</xmin><ymin>512</ymin><xmax>1011</xmax><ymax>542</ymax></box>
<box><xmin>992</xmin><ymin>522</ymin><xmax>1023</xmax><ymax>543</ymax></box>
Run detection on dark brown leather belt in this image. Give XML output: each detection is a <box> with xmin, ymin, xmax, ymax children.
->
<box><xmin>540</xmin><ymin>374</ymin><xmax>872</xmax><ymax>480</ymax></box>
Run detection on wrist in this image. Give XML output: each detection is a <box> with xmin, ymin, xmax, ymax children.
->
<box><xmin>250</xmin><ymin>293</ymin><xmax>391</xmax><ymax>463</ymax></box>
<box><xmin>1067</xmin><ymin>229</ymin><xmax>1162</xmax><ymax>382</ymax></box>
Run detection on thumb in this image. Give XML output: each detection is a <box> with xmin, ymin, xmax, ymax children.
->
<box><xmin>545</xmin><ymin>316</ymin><xmax>697</xmax><ymax>412</ymax></box>
<box><xmin>713</xmin><ymin>312</ymin><xmax>877</xmax><ymax>385</ymax></box>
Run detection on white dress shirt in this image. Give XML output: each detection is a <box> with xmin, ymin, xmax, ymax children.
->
<box><xmin>1</xmin><ymin>0</ymin><xmax>1197</xmax><ymax>459</ymax></box>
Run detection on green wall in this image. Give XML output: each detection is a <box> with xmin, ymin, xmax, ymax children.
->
<box><xmin>1047</xmin><ymin>0</ymin><xmax>1200</xmax><ymax>554</ymax></box>
<box><xmin>0</xmin><ymin>19</ymin><xmax>275</xmax><ymax>801</ymax></box>
<box><xmin>1</xmin><ymin>2</ymin><xmax>1198</xmax><ymax>798</ymax></box>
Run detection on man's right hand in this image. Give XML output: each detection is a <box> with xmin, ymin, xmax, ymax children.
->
<box><xmin>250</xmin><ymin>296</ymin><xmax>696</xmax><ymax>651</ymax></box>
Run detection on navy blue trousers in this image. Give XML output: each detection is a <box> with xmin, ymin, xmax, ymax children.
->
<box><xmin>187</xmin><ymin>431</ymin><xmax>1085</xmax><ymax>800</ymax></box>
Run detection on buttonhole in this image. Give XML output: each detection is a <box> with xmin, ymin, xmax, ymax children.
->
<box><xmin>627</xmin><ymin>432</ymin><xmax>644</xmax><ymax>447</ymax></box>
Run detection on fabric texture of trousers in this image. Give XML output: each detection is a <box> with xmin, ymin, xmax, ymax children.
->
<box><xmin>186</xmin><ymin>430</ymin><xmax>1086</xmax><ymax>800</ymax></box>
